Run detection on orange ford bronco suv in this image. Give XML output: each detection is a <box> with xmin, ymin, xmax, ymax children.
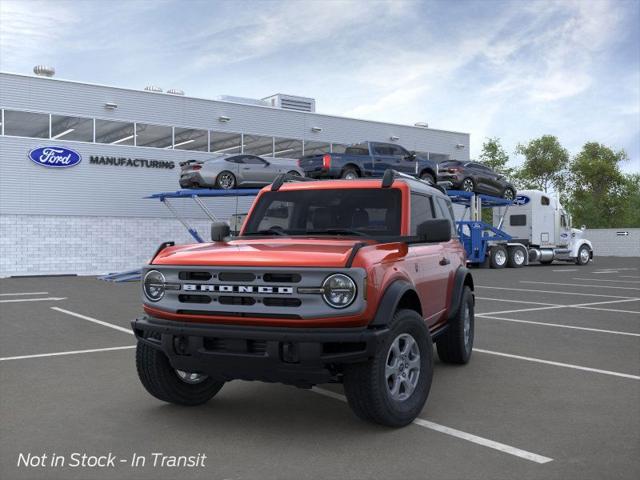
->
<box><xmin>132</xmin><ymin>170</ymin><xmax>475</xmax><ymax>427</ymax></box>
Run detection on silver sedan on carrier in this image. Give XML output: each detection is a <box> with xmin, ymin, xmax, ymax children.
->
<box><xmin>179</xmin><ymin>154</ymin><xmax>304</xmax><ymax>189</ymax></box>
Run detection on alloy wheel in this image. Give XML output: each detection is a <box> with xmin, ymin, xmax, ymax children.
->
<box><xmin>175</xmin><ymin>370</ymin><xmax>208</xmax><ymax>384</ymax></box>
<box><xmin>385</xmin><ymin>333</ymin><xmax>421</xmax><ymax>402</ymax></box>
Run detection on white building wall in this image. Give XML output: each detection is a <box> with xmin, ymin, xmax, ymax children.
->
<box><xmin>586</xmin><ymin>228</ymin><xmax>640</xmax><ymax>258</ymax></box>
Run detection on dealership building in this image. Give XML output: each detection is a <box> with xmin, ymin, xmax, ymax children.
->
<box><xmin>0</xmin><ymin>70</ymin><xmax>470</xmax><ymax>277</ymax></box>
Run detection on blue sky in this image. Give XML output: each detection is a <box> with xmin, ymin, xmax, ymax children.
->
<box><xmin>1</xmin><ymin>0</ymin><xmax>638</xmax><ymax>172</ymax></box>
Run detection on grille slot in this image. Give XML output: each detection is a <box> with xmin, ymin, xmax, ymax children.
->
<box><xmin>179</xmin><ymin>271</ymin><xmax>212</xmax><ymax>281</ymax></box>
<box><xmin>263</xmin><ymin>273</ymin><xmax>301</xmax><ymax>283</ymax></box>
<box><xmin>178</xmin><ymin>294</ymin><xmax>211</xmax><ymax>304</ymax></box>
<box><xmin>219</xmin><ymin>272</ymin><xmax>256</xmax><ymax>282</ymax></box>
<box><xmin>263</xmin><ymin>297</ymin><xmax>302</xmax><ymax>307</ymax></box>
<box><xmin>248</xmin><ymin>340</ymin><xmax>267</xmax><ymax>355</ymax></box>
<box><xmin>203</xmin><ymin>338</ymin><xmax>226</xmax><ymax>351</ymax></box>
<box><xmin>219</xmin><ymin>296</ymin><xmax>256</xmax><ymax>306</ymax></box>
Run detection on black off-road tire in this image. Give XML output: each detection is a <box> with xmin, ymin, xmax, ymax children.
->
<box><xmin>436</xmin><ymin>286</ymin><xmax>474</xmax><ymax>364</ymax></box>
<box><xmin>136</xmin><ymin>341</ymin><xmax>224</xmax><ymax>406</ymax></box>
<box><xmin>489</xmin><ymin>245</ymin><xmax>508</xmax><ymax>269</ymax></box>
<box><xmin>341</xmin><ymin>167</ymin><xmax>359</xmax><ymax>180</ymax></box>
<box><xmin>343</xmin><ymin>309</ymin><xmax>433</xmax><ymax>427</ymax></box>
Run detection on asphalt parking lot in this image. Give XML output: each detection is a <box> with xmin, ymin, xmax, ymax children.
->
<box><xmin>1</xmin><ymin>257</ymin><xmax>639</xmax><ymax>480</ymax></box>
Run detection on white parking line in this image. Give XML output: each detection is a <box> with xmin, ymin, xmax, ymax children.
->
<box><xmin>0</xmin><ymin>292</ymin><xmax>49</xmax><ymax>296</ymax></box>
<box><xmin>521</xmin><ymin>281</ymin><xmax>640</xmax><ymax>291</ymax></box>
<box><xmin>0</xmin><ymin>345</ymin><xmax>136</xmax><ymax>362</ymax></box>
<box><xmin>311</xmin><ymin>387</ymin><xmax>553</xmax><ymax>464</ymax></box>
<box><xmin>51</xmin><ymin>307</ymin><xmax>133</xmax><ymax>335</ymax></box>
<box><xmin>477</xmin><ymin>315</ymin><xmax>640</xmax><ymax>337</ymax></box>
<box><xmin>0</xmin><ymin>297</ymin><xmax>66</xmax><ymax>303</ymax></box>
<box><xmin>552</xmin><ymin>269</ymin><xmax>578</xmax><ymax>272</ymax></box>
<box><xmin>476</xmin><ymin>297</ymin><xmax>558</xmax><ymax>307</ymax></box>
<box><xmin>573</xmin><ymin>278</ymin><xmax>640</xmax><ymax>284</ymax></box>
<box><xmin>477</xmin><ymin>286</ymin><xmax>637</xmax><ymax>299</ymax></box>
<box><xmin>475</xmin><ymin>349</ymin><xmax>640</xmax><ymax>380</ymax></box>
<box><xmin>620</xmin><ymin>275</ymin><xmax>640</xmax><ymax>279</ymax></box>
<box><xmin>478</xmin><ymin>298</ymin><xmax>640</xmax><ymax>316</ymax></box>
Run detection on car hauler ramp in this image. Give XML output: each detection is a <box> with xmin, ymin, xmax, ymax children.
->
<box><xmin>99</xmin><ymin>188</ymin><xmax>261</xmax><ymax>282</ymax></box>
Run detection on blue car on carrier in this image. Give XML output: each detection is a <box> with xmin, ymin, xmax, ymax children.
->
<box><xmin>298</xmin><ymin>141</ymin><xmax>439</xmax><ymax>184</ymax></box>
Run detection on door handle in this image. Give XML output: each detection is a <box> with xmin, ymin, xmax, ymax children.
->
<box><xmin>439</xmin><ymin>257</ymin><xmax>450</xmax><ymax>266</ymax></box>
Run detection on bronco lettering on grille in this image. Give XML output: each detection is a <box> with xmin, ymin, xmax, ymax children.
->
<box><xmin>182</xmin><ymin>284</ymin><xmax>294</xmax><ymax>294</ymax></box>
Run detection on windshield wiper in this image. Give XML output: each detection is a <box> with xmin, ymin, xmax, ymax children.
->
<box><xmin>307</xmin><ymin>228</ymin><xmax>367</xmax><ymax>237</ymax></box>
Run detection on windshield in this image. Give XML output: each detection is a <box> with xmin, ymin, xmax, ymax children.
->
<box><xmin>243</xmin><ymin>188</ymin><xmax>401</xmax><ymax>237</ymax></box>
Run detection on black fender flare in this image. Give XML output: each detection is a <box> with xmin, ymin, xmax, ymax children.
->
<box><xmin>448</xmin><ymin>266</ymin><xmax>474</xmax><ymax>320</ymax></box>
<box><xmin>370</xmin><ymin>280</ymin><xmax>416</xmax><ymax>327</ymax></box>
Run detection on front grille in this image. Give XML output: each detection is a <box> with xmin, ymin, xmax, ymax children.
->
<box><xmin>176</xmin><ymin>310</ymin><xmax>302</xmax><ymax>319</ymax></box>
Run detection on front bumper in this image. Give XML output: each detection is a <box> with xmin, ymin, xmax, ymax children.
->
<box><xmin>132</xmin><ymin>316</ymin><xmax>388</xmax><ymax>387</ymax></box>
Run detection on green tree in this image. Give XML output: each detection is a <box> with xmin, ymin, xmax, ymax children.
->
<box><xmin>515</xmin><ymin>135</ymin><xmax>569</xmax><ymax>193</ymax></box>
<box><xmin>566</xmin><ymin>142</ymin><xmax>636</xmax><ymax>228</ymax></box>
<box><xmin>479</xmin><ymin>137</ymin><xmax>513</xmax><ymax>176</ymax></box>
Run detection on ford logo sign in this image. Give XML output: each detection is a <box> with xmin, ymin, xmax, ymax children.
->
<box><xmin>514</xmin><ymin>195</ymin><xmax>530</xmax><ymax>206</ymax></box>
<box><xmin>28</xmin><ymin>146</ymin><xmax>82</xmax><ymax>168</ymax></box>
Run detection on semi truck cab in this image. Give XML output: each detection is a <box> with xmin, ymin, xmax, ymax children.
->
<box><xmin>494</xmin><ymin>190</ymin><xmax>593</xmax><ymax>265</ymax></box>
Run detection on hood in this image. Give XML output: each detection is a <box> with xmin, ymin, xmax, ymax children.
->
<box><xmin>152</xmin><ymin>238</ymin><xmax>371</xmax><ymax>268</ymax></box>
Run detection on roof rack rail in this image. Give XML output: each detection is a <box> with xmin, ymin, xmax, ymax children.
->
<box><xmin>271</xmin><ymin>172</ymin><xmax>314</xmax><ymax>191</ymax></box>
<box><xmin>381</xmin><ymin>169</ymin><xmax>449</xmax><ymax>194</ymax></box>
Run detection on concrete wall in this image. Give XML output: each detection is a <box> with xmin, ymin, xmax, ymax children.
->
<box><xmin>586</xmin><ymin>228</ymin><xmax>640</xmax><ymax>257</ymax></box>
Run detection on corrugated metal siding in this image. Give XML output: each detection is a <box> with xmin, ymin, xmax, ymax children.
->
<box><xmin>1</xmin><ymin>72</ymin><xmax>470</xmax><ymax>160</ymax></box>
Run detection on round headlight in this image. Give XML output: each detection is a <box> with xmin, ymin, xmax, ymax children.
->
<box><xmin>143</xmin><ymin>270</ymin><xmax>166</xmax><ymax>302</ymax></box>
<box><xmin>322</xmin><ymin>274</ymin><xmax>357</xmax><ymax>309</ymax></box>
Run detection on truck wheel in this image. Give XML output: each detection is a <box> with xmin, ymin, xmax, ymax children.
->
<box><xmin>343</xmin><ymin>309</ymin><xmax>433</xmax><ymax>427</ymax></box>
<box><xmin>489</xmin><ymin>245</ymin><xmax>508</xmax><ymax>269</ymax></box>
<box><xmin>576</xmin><ymin>245</ymin><xmax>591</xmax><ymax>265</ymax></box>
<box><xmin>436</xmin><ymin>286</ymin><xmax>474</xmax><ymax>364</ymax></box>
<box><xmin>215</xmin><ymin>171</ymin><xmax>236</xmax><ymax>189</ymax></box>
<box><xmin>507</xmin><ymin>246</ymin><xmax>526</xmax><ymax>268</ymax></box>
<box><xmin>136</xmin><ymin>340</ymin><xmax>224</xmax><ymax>406</ymax></box>
<box><xmin>341</xmin><ymin>167</ymin><xmax>359</xmax><ymax>180</ymax></box>
<box><xmin>420</xmin><ymin>172</ymin><xmax>435</xmax><ymax>185</ymax></box>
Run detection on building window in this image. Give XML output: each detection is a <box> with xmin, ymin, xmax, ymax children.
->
<box><xmin>274</xmin><ymin>137</ymin><xmax>303</xmax><ymax>158</ymax></box>
<box><xmin>303</xmin><ymin>140</ymin><xmax>331</xmax><ymax>156</ymax></box>
<box><xmin>135</xmin><ymin>123</ymin><xmax>173</xmax><ymax>148</ymax></box>
<box><xmin>210</xmin><ymin>131</ymin><xmax>242</xmax><ymax>154</ymax></box>
<box><xmin>243</xmin><ymin>134</ymin><xmax>274</xmax><ymax>156</ymax></box>
<box><xmin>51</xmin><ymin>115</ymin><xmax>94</xmax><ymax>142</ymax></box>
<box><xmin>173</xmin><ymin>127</ymin><xmax>208</xmax><ymax>151</ymax></box>
<box><xmin>95</xmin><ymin>119</ymin><xmax>135</xmax><ymax>145</ymax></box>
<box><xmin>3</xmin><ymin>110</ymin><xmax>49</xmax><ymax>138</ymax></box>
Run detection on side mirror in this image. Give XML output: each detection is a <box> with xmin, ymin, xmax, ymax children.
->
<box><xmin>417</xmin><ymin>219</ymin><xmax>451</xmax><ymax>243</ymax></box>
<box><xmin>581</xmin><ymin>225</ymin><xmax>586</xmax><ymax>231</ymax></box>
<box><xmin>405</xmin><ymin>151</ymin><xmax>416</xmax><ymax>160</ymax></box>
<box><xmin>211</xmin><ymin>222</ymin><xmax>230</xmax><ymax>242</ymax></box>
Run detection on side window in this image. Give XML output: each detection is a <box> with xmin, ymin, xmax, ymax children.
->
<box><xmin>226</xmin><ymin>156</ymin><xmax>244</xmax><ymax>164</ymax></box>
<box><xmin>410</xmin><ymin>193</ymin><xmax>434</xmax><ymax>235</ymax></box>
<box><xmin>541</xmin><ymin>196</ymin><xmax>550</xmax><ymax>206</ymax></box>
<box><xmin>435</xmin><ymin>197</ymin><xmax>457</xmax><ymax>237</ymax></box>
<box><xmin>373</xmin><ymin>145</ymin><xmax>392</xmax><ymax>156</ymax></box>
<box><xmin>389</xmin><ymin>145</ymin><xmax>408</xmax><ymax>157</ymax></box>
<box><xmin>561</xmin><ymin>214</ymin><xmax>567</xmax><ymax>228</ymax></box>
<box><xmin>510</xmin><ymin>215</ymin><xmax>527</xmax><ymax>226</ymax></box>
<box><xmin>243</xmin><ymin>156</ymin><xmax>266</xmax><ymax>165</ymax></box>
